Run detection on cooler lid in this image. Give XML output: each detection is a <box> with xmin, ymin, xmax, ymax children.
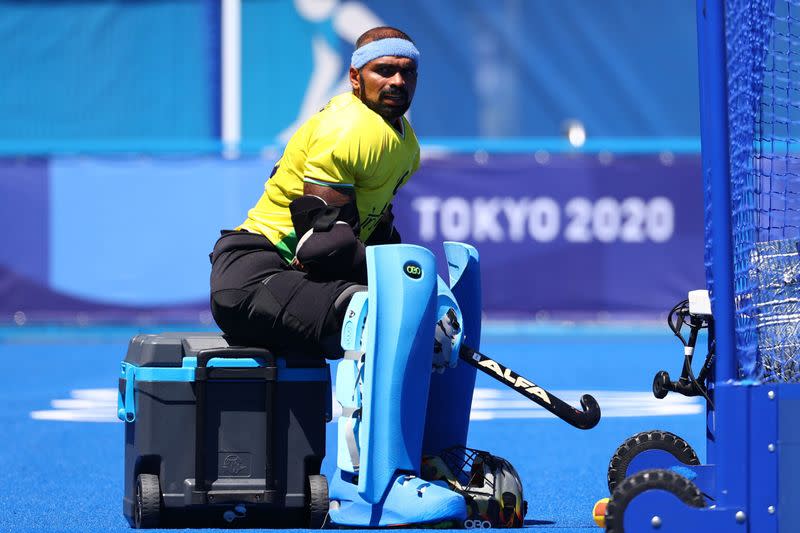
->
<box><xmin>124</xmin><ymin>333</ymin><xmax>229</xmax><ymax>367</ymax></box>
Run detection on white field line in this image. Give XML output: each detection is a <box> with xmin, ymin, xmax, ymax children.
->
<box><xmin>30</xmin><ymin>388</ymin><xmax>702</xmax><ymax>423</ymax></box>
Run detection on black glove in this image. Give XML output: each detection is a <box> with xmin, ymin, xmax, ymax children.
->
<box><xmin>289</xmin><ymin>195</ymin><xmax>366</xmax><ymax>282</ymax></box>
<box><xmin>295</xmin><ymin>221</ymin><xmax>366</xmax><ymax>282</ymax></box>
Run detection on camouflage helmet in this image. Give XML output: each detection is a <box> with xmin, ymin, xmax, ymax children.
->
<box><xmin>421</xmin><ymin>446</ymin><xmax>527</xmax><ymax>528</ymax></box>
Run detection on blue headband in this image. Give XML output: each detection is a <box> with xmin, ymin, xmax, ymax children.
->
<box><xmin>351</xmin><ymin>38</ymin><xmax>420</xmax><ymax>69</ymax></box>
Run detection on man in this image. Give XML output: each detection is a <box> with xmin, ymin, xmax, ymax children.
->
<box><xmin>212</xmin><ymin>29</ymin><xmax>474</xmax><ymax>527</ymax></box>
<box><xmin>210</xmin><ymin>26</ymin><xmax>420</xmax><ymax>359</ymax></box>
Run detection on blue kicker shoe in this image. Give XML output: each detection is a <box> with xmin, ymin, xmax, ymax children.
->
<box><xmin>328</xmin><ymin>470</ymin><xmax>467</xmax><ymax>527</ymax></box>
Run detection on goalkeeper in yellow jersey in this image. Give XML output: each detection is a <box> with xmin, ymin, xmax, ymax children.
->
<box><xmin>210</xmin><ymin>26</ymin><xmax>421</xmax><ymax>359</ymax></box>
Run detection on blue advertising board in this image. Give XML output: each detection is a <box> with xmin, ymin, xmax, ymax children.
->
<box><xmin>393</xmin><ymin>153</ymin><xmax>704</xmax><ymax>317</ymax></box>
<box><xmin>0</xmin><ymin>153</ymin><xmax>703</xmax><ymax>323</ymax></box>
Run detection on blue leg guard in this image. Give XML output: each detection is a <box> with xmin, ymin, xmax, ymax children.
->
<box><xmin>423</xmin><ymin>242</ymin><xmax>481</xmax><ymax>455</ymax></box>
<box><xmin>328</xmin><ymin>244</ymin><xmax>467</xmax><ymax>527</ymax></box>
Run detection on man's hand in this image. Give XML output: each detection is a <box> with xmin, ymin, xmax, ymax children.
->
<box><xmin>432</xmin><ymin>308</ymin><xmax>461</xmax><ymax>374</ymax></box>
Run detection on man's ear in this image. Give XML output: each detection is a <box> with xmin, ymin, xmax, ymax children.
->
<box><xmin>349</xmin><ymin>66</ymin><xmax>361</xmax><ymax>96</ymax></box>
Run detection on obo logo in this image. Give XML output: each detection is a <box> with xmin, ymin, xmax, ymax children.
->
<box><xmin>403</xmin><ymin>261</ymin><xmax>422</xmax><ymax>279</ymax></box>
<box><xmin>464</xmin><ymin>519</ymin><xmax>493</xmax><ymax>529</ymax></box>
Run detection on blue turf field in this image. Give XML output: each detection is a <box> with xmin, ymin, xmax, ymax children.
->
<box><xmin>0</xmin><ymin>323</ymin><xmax>706</xmax><ymax>532</ymax></box>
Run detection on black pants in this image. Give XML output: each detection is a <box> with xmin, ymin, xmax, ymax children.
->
<box><xmin>210</xmin><ymin>230</ymin><xmax>357</xmax><ymax>359</ymax></box>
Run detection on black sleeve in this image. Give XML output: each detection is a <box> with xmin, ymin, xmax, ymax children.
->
<box><xmin>365</xmin><ymin>225</ymin><xmax>401</xmax><ymax>246</ymax></box>
<box><xmin>289</xmin><ymin>195</ymin><xmax>361</xmax><ymax>236</ymax></box>
<box><xmin>364</xmin><ymin>204</ymin><xmax>401</xmax><ymax>246</ymax></box>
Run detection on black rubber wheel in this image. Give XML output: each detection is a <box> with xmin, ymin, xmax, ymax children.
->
<box><xmin>607</xmin><ymin>430</ymin><xmax>700</xmax><ymax>493</ymax></box>
<box><xmin>134</xmin><ymin>473</ymin><xmax>162</xmax><ymax>529</ymax></box>
<box><xmin>307</xmin><ymin>474</ymin><xmax>329</xmax><ymax>529</ymax></box>
<box><xmin>652</xmin><ymin>371</ymin><xmax>671</xmax><ymax>399</ymax></box>
<box><xmin>605</xmin><ymin>469</ymin><xmax>705</xmax><ymax>533</ymax></box>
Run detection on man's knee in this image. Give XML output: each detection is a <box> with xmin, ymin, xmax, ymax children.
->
<box><xmin>334</xmin><ymin>284</ymin><xmax>368</xmax><ymax>317</ymax></box>
<box><xmin>320</xmin><ymin>284</ymin><xmax>367</xmax><ymax>358</ymax></box>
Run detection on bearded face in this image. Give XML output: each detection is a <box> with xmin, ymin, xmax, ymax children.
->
<box><xmin>352</xmin><ymin>56</ymin><xmax>418</xmax><ymax>122</ymax></box>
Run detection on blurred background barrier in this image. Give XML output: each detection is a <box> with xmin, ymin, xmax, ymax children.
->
<box><xmin>0</xmin><ymin>0</ymin><xmax>699</xmax><ymax>149</ymax></box>
<box><xmin>0</xmin><ymin>152</ymin><xmax>704</xmax><ymax>323</ymax></box>
<box><xmin>0</xmin><ymin>0</ymin><xmax>704</xmax><ymax>323</ymax></box>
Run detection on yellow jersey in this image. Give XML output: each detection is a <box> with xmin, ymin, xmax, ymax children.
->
<box><xmin>238</xmin><ymin>92</ymin><xmax>420</xmax><ymax>262</ymax></box>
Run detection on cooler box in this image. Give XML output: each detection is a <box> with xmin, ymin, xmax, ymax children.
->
<box><xmin>118</xmin><ymin>333</ymin><xmax>331</xmax><ymax>528</ymax></box>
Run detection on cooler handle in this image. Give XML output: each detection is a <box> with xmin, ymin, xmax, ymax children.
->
<box><xmin>196</xmin><ymin>347</ymin><xmax>274</xmax><ymax>368</ymax></box>
<box><xmin>117</xmin><ymin>363</ymin><xmax>136</xmax><ymax>423</ymax></box>
<box><xmin>193</xmin><ymin>347</ymin><xmax>277</xmax><ymax>499</ymax></box>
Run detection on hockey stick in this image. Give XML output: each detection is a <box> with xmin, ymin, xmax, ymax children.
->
<box><xmin>459</xmin><ymin>344</ymin><xmax>601</xmax><ymax>430</ymax></box>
